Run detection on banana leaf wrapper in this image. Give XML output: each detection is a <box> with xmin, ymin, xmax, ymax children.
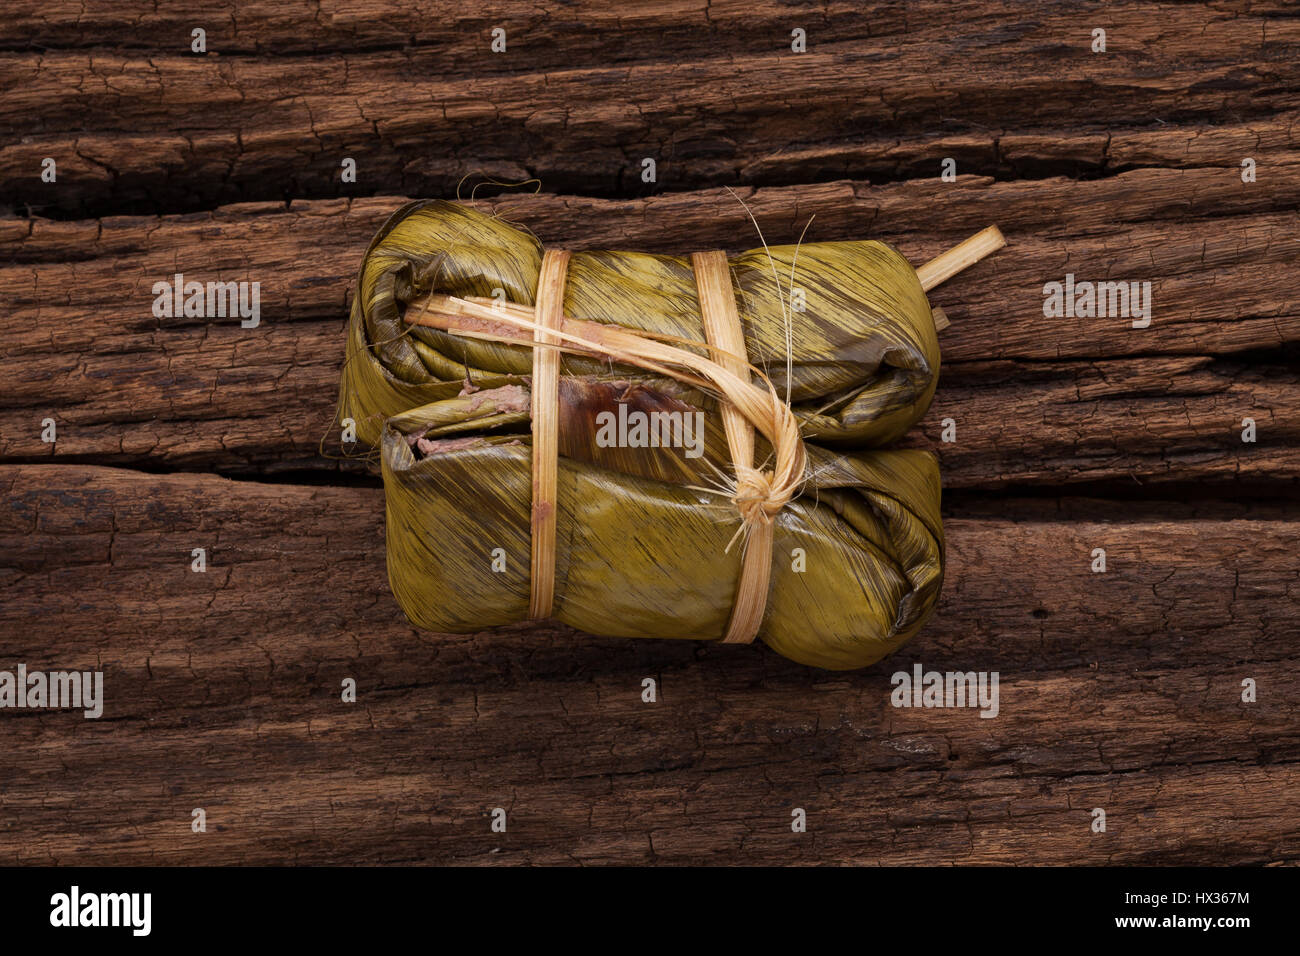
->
<box><xmin>381</xmin><ymin>384</ymin><xmax>944</xmax><ymax>671</ymax></box>
<box><xmin>338</xmin><ymin>199</ymin><xmax>941</xmax><ymax>451</ymax></box>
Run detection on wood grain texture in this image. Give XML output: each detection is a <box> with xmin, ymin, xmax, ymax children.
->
<box><xmin>0</xmin><ymin>0</ymin><xmax>1296</xmax><ymax>866</ymax></box>
<box><xmin>3</xmin><ymin>170</ymin><xmax>1297</xmax><ymax>488</ymax></box>
<box><xmin>0</xmin><ymin>465</ymin><xmax>1295</xmax><ymax>864</ymax></box>
<box><xmin>3</xmin><ymin>2</ymin><xmax>1297</xmax><ymax>215</ymax></box>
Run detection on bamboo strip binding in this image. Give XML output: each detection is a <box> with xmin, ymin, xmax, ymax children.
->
<box><xmin>527</xmin><ymin>249</ymin><xmax>569</xmax><ymax>619</ymax></box>
<box><xmin>693</xmin><ymin>249</ymin><xmax>776</xmax><ymax>643</ymax></box>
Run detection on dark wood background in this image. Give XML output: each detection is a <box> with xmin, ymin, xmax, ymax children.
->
<box><xmin>1</xmin><ymin>1</ymin><xmax>1297</xmax><ymax>864</ymax></box>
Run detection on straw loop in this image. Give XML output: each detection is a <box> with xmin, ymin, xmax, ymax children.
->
<box><xmin>407</xmin><ymin>249</ymin><xmax>807</xmax><ymax>644</ymax></box>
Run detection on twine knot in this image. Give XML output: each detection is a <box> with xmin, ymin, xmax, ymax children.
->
<box><xmin>733</xmin><ymin>467</ymin><xmax>790</xmax><ymax>526</ymax></box>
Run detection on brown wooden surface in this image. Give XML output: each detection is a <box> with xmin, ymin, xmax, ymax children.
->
<box><xmin>0</xmin><ymin>1</ymin><xmax>1297</xmax><ymax>865</ymax></box>
<box><xmin>4</xmin><ymin>1</ymin><xmax>1298</xmax><ymax>214</ymax></box>
<box><xmin>4</xmin><ymin>177</ymin><xmax>1298</xmax><ymax>487</ymax></box>
<box><xmin>2</xmin><ymin>465</ymin><xmax>1297</xmax><ymax>864</ymax></box>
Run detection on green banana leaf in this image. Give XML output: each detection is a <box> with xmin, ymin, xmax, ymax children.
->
<box><xmin>337</xmin><ymin>200</ymin><xmax>946</xmax><ymax>669</ymax></box>
<box><xmin>337</xmin><ymin>199</ymin><xmax>941</xmax><ymax>450</ymax></box>
<box><xmin>379</xmin><ymin>384</ymin><xmax>943</xmax><ymax>671</ymax></box>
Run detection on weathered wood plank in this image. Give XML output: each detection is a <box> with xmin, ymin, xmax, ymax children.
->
<box><xmin>4</xmin><ymin>465</ymin><xmax>1296</xmax><ymax>673</ymax></box>
<box><xmin>2</xmin><ymin>174</ymin><xmax>1297</xmax><ymax>487</ymax></box>
<box><xmin>16</xmin><ymin>0</ymin><xmax>1292</xmax><ymax>61</ymax></box>
<box><xmin>0</xmin><ymin>464</ymin><xmax>1295</xmax><ymax>864</ymax></box>
<box><xmin>2</xmin><ymin>2</ymin><xmax>1296</xmax><ymax>213</ymax></box>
